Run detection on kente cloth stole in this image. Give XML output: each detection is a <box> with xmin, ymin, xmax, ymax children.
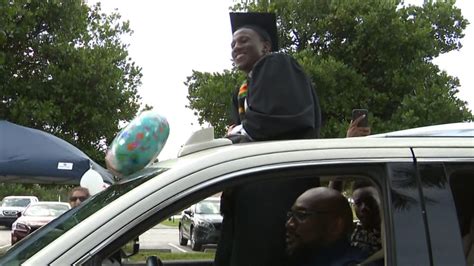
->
<box><xmin>237</xmin><ymin>81</ymin><xmax>247</xmax><ymax>122</ymax></box>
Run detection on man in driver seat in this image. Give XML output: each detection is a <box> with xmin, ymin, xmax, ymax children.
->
<box><xmin>285</xmin><ymin>187</ymin><xmax>368</xmax><ymax>266</ymax></box>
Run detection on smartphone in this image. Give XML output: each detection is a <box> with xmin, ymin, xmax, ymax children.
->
<box><xmin>352</xmin><ymin>109</ymin><xmax>369</xmax><ymax>127</ymax></box>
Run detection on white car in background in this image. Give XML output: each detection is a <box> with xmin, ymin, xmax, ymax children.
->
<box><xmin>0</xmin><ymin>123</ymin><xmax>472</xmax><ymax>266</ymax></box>
<box><xmin>0</xmin><ymin>196</ymin><xmax>39</xmax><ymax>228</ymax></box>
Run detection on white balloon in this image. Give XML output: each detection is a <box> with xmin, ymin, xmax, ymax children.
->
<box><xmin>80</xmin><ymin>169</ymin><xmax>108</xmax><ymax>195</ymax></box>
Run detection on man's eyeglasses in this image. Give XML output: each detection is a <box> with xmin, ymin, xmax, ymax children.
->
<box><xmin>286</xmin><ymin>209</ymin><xmax>331</xmax><ymax>223</ymax></box>
<box><xmin>70</xmin><ymin>196</ymin><xmax>87</xmax><ymax>202</ymax></box>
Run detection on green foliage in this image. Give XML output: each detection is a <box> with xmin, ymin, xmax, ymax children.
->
<box><xmin>186</xmin><ymin>0</ymin><xmax>473</xmax><ymax>138</ymax></box>
<box><xmin>160</xmin><ymin>217</ymin><xmax>179</xmax><ymax>228</ymax></box>
<box><xmin>0</xmin><ymin>1</ymin><xmax>143</xmax><ymax>164</ymax></box>
<box><xmin>186</xmin><ymin>69</ymin><xmax>245</xmax><ymax>137</ymax></box>
<box><xmin>0</xmin><ymin>183</ymin><xmax>72</xmax><ymax>202</ymax></box>
<box><xmin>292</xmin><ymin>49</ymin><xmax>369</xmax><ymax>137</ymax></box>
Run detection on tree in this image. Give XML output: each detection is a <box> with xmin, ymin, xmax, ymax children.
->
<box><xmin>0</xmin><ymin>0</ymin><xmax>143</xmax><ymax>163</ymax></box>
<box><xmin>0</xmin><ymin>183</ymin><xmax>72</xmax><ymax>202</ymax></box>
<box><xmin>186</xmin><ymin>0</ymin><xmax>473</xmax><ymax>138</ymax></box>
<box><xmin>186</xmin><ymin>70</ymin><xmax>245</xmax><ymax>137</ymax></box>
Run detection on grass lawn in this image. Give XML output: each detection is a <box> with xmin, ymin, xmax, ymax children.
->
<box><xmin>160</xmin><ymin>217</ymin><xmax>179</xmax><ymax>227</ymax></box>
<box><xmin>129</xmin><ymin>250</ymin><xmax>215</xmax><ymax>262</ymax></box>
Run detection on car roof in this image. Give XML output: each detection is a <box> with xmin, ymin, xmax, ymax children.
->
<box><xmin>150</xmin><ymin>137</ymin><xmax>474</xmax><ymax>187</ymax></box>
<box><xmin>30</xmin><ymin>201</ymin><xmax>70</xmax><ymax>206</ymax></box>
<box><xmin>3</xmin><ymin>196</ymin><xmax>38</xmax><ymax>199</ymax></box>
<box><xmin>371</xmin><ymin>122</ymin><xmax>474</xmax><ymax>137</ymax></box>
<box><xmin>127</xmin><ymin>122</ymin><xmax>474</xmax><ymax>186</ymax></box>
<box><xmin>176</xmin><ymin>133</ymin><xmax>471</xmax><ymax>160</ymax></box>
<box><xmin>175</xmin><ymin>122</ymin><xmax>473</xmax><ymax>158</ymax></box>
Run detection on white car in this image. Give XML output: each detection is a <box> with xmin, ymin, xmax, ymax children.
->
<box><xmin>0</xmin><ymin>123</ymin><xmax>473</xmax><ymax>266</ymax></box>
<box><xmin>0</xmin><ymin>196</ymin><xmax>39</xmax><ymax>228</ymax></box>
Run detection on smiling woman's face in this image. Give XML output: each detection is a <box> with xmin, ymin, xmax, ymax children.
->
<box><xmin>231</xmin><ymin>28</ymin><xmax>270</xmax><ymax>73</ymax></box>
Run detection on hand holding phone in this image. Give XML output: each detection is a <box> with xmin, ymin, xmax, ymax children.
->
<box><xmin>347</xmin><ymin>109</ymin><xmax>370</xmax><ymax>137</ymax></box>
<box><xmin>351</xmin><ymin>109</ymin><xmax>369</xmax><ymax>127</ymax></box>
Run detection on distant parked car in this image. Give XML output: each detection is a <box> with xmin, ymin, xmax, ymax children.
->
<box><xmin>179</xmin><ymin>197</ymin><xmax>222</xmax><ymax>251</ymax></box>
<box><xmin>0</xmin><ymin>196</ymin><xmax>39</xmax><ymax>227</ymax></box>
<box><xmin>11</xmin><ymin>201</ymin><xmax>70</xmax><ymax>244</ymax></box>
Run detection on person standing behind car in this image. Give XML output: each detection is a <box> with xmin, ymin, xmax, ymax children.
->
<box><xmin>215</xmin><ymin>12</ymin><xmax>322</xmax><ymax>266</ymax></box>
<box><xmin>69</xmin><ymin>187</ymin><xmax>90</xmax><ymax>208</ymax></box>
<box><xmin>225</xmin><ymin>12</ymin><xmax>321</xmax><ymax>143</ymax></box>
<box><xmin>329</xmin><ymin>114</ymin><xmax>371</xmax><ymax>191</ymax></box>
<box><xmin>69</xmin><ymin>186</ymin><xmax>123</xmax><ymax>264</ymax></box>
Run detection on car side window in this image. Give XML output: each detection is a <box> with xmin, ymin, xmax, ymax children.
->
<box><xmin>90</xmin><ymin>163</ymin><xmax>389</xmax><ymax>266</ymax></box>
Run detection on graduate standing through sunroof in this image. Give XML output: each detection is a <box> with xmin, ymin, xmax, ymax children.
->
<box><xmin>226</xmin><ymin>12</ymin><xmax>321</xmax><ymax>143</ymax></box>
<box><xmin>215</xmin><ymin>12</ymin><xmax>322</xmax><ymax>266</ymax></box>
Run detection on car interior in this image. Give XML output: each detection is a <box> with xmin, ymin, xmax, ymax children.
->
<box><xmin>85</xmin><ymin>165</ymin><xmax>387</xmax><ymax>266</ymax></box>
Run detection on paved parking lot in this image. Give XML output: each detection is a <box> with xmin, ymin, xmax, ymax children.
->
<box><xmin>140</xmin><ymin>226</ymin><xmax>192</xmax><ymax>252</ymax></box>
<box><xmin>0</xmin><ymin>226</ymin><xmax>10</xmax><ymax>249</ymax></box>
<box><xmin>0</xmin><ymin>224</ymin><xmax>200</xmax><ymax>253</ymax></box>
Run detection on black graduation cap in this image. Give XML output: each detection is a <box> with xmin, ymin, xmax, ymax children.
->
<box><xmin>230</xmin><ymin>12</ymin><xmax>279</xmax><ymax>52</ymax></box>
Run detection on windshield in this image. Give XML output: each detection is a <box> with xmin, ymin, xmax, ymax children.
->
<box><xmin>2</xmin><ymin>198</ymin><xmax>32</xmax><ymax>207</ymax></box>
<box><xmin>195</xmin><ymin>200</ymin><xmax>220</xmax><ymax>214</ymax></box>
<box><xmin>24</xmin><ymin>204</ymin><xmax>70</xmax><ymax>217</ymax></box>
<box><xmin>0</xmin><ymin>167</ymin><xmax>167</xmax><ymax>265</ymax></box>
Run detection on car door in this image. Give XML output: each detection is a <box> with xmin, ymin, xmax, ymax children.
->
<box><xmin>83</xmin><ymin>162</ymin><xmax>394</xmax><ymax>266</ymax></box>
<box><xmin>107</xmin><ymin>152</ymin><xmax>407</xmax><ymax>266</ymax></box>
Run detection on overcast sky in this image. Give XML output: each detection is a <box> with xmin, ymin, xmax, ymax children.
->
<box><xmin>92</xmin><ymin>0</ymin><xmax>474</xmax><ymax>160</ymax></box>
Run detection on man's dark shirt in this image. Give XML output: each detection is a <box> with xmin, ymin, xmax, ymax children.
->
<box><xmin>298</xmin><ymin>239</ymin><xmax>368</xmax><ymax>266</ymax></box>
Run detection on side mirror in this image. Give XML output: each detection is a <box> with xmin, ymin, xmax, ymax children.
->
<box><xmin>122</xmin><ymin>237</ymin><xmax>140</xmax><ymax>258</ymax></box>
<box><xmin>16</xmin><ymin>212</ymin><xmax>22</xmax><ymax>218</ymax></box>
<box><xmin>184</xmin><ymin>209</ymin><xmax>193</xmax><ymax>216</ymax></box>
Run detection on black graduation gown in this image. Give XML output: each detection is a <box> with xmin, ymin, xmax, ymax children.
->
<box><xmin>214</xmin><ymin>54</ymin><xmax>321</xmax><ymax>266</ymax></box>
<box><xmin>214</xmin><ymin>178</ymin><xmax>320</xmax><ymax>266</ymax></box>
<box><xmin>230</xmin><ymin>53</ymin><xmax>321</xmax><ymax>141</ymax></box>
